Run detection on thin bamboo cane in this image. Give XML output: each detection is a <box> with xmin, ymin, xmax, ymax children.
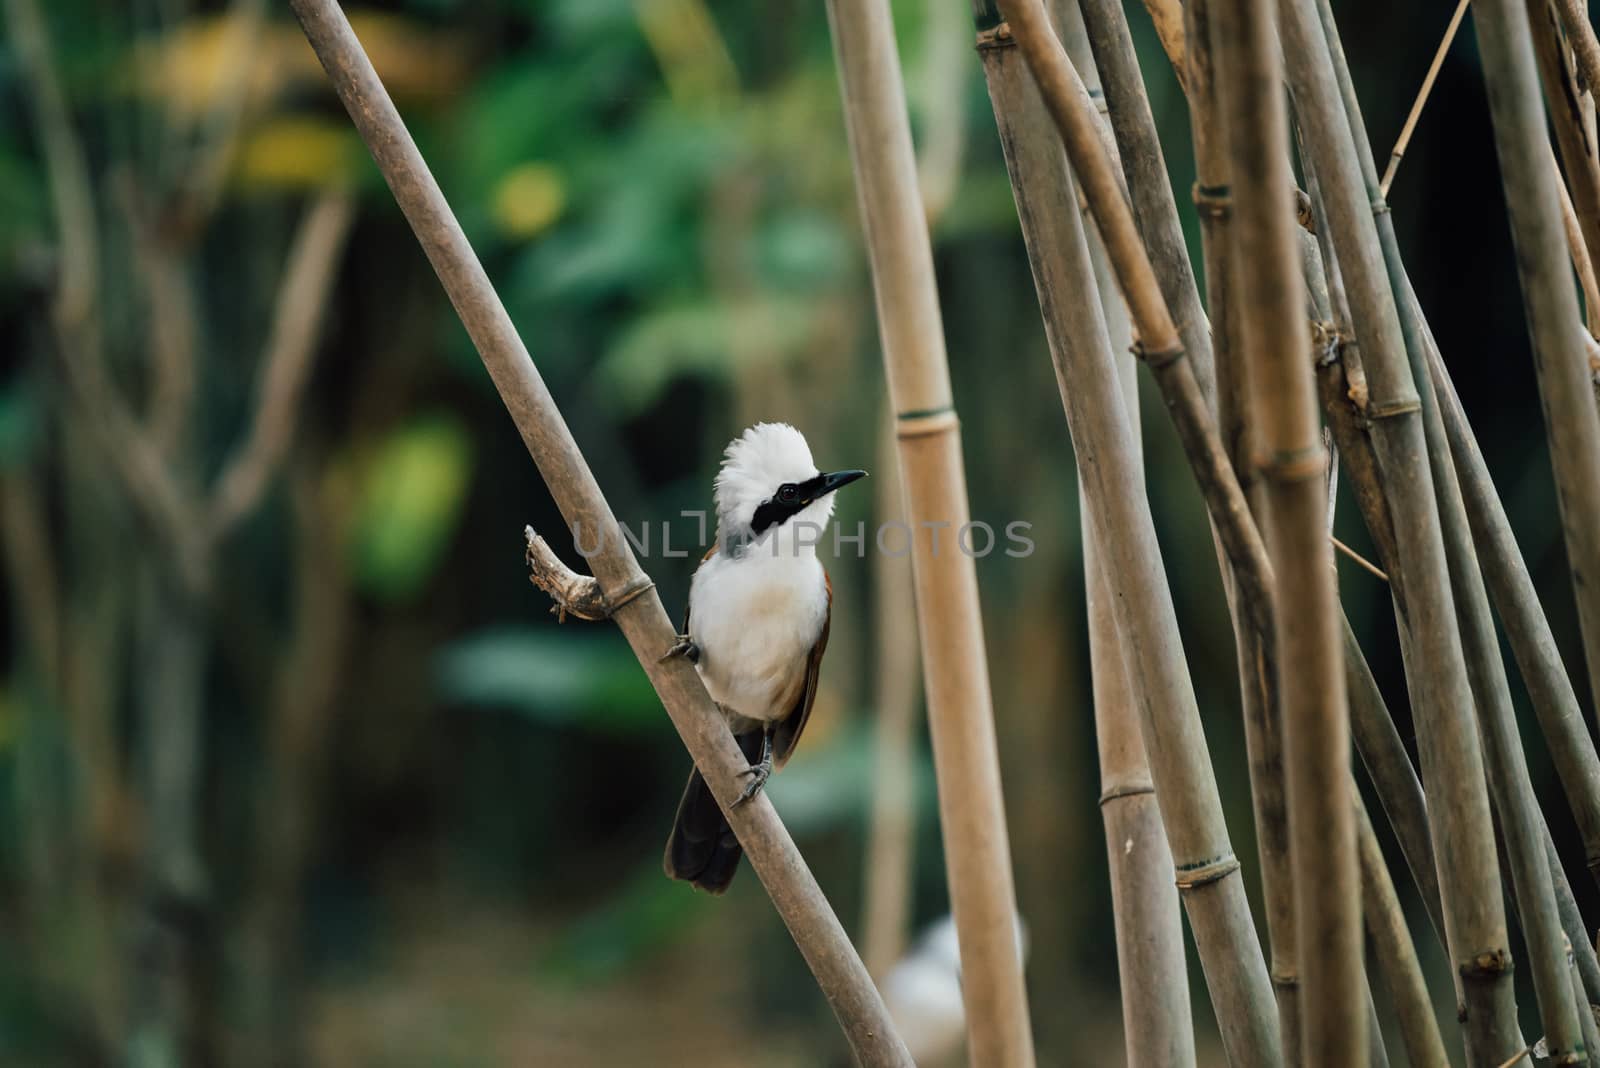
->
<box><xmin>977</xmin><ymin>18</ymin><xmax>1282</xmax><ymax>1066</ymax></box>
<box><xmin>1278</xmin><ymin>0</ymin><xmax>1521</xmax><ymax>1060</ymax></box>
<box><xmin>1379</xmin><ymin>0</ymin><xmax>1470</xmax><ymax>198</ymax></box>
<box><xmin>822</xmin><ymin>3</ymin><xmax>1036</xmax><ymax>1064</ymax></box>
<box><xmin>1185</xmin><ymin>0</ymin><xmax>1301</xmax><ymax>1052</ymax></box>
<box><xmin>1357</xmin><ymin>796</ymin><xmax>1453</xmax><ymax>1068</ymax></box>
<box><xmin>1207</xmin><ymin>0</ymin><xmax>1361</xmax><ymax>1059</ymax></box>
<box><xmin>1530</xmin><ymin>0</ymin><xmax>1600</xmax><ymax>332</ymax></box>
<box><xmin>1474</xmin><ymin>0</ymin><xmax>1600</xmax><ymax>726</ymax></box>
<box><xmin>286</xmin><ymin>4</ymin><xmax>911</xmax><ymax>1062</ymax></box>
<box><xmin>1058</xmin><ymin>14</ymin><xmax>1197</xmax><ymax>1063</ymax></box>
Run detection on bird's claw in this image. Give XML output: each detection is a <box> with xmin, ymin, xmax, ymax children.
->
<box><xmin>732</xmin><ymin>757</ymin><xmax>772</xmax><ymax>807</ymax></box>
<box><xmin>659</xmin><ymin>634</ymin><xmax>700</xmax><ymax>664</ymax></box>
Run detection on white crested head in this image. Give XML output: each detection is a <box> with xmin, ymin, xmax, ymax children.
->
<box><xmin>715</xmin><ymin>423</ymin><xmax>823</xmax><ymax>538</ymax></box>
<box><xmin>712</xmin><ymin>422</ymin><xmax>871</xmax><ymax>552</ymax></box>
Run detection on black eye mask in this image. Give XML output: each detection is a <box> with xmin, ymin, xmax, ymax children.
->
<box><xmin>748</xmin><ymin>470</ymin><xmax>868</xmax><ymax>535</ymax></box>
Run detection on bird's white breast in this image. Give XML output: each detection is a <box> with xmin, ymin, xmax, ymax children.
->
<box><xmin>687</xmin><ymin>548</ymin><xmax>828</xmax><ymax>724</ymax></box>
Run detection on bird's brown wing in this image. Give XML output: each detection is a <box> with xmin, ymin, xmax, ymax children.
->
<box><xmin>772</xmin><ymin>570</ymin><xmax>831</xmax><ymax>768</ymax></box>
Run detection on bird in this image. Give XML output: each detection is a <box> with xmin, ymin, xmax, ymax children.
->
<box><xmin>661</xmin><ymin>422</ymin><xmax>866</xmax><ymax>894</ymax></box>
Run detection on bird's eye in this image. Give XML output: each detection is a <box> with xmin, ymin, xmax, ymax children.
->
<box><xmin>778</xmin><ymin>484</ymin><xmax>799</xmax><ymax>504</ymax></box>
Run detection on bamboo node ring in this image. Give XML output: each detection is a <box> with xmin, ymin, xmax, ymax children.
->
<box><xmin>1457</xmin><ymin>947</ymin><xmax>1514</xmax><ymax>982</ymax></box>
<box><xmin>524</xmin><ymin>525</ymin><xmax>655</xmax><ymax>623</ymax></box>
<box><xmin>974</xmin><ymin>21</ymin><xmax>1012</xmax><ymax>50</ymax></box>
<box><xmin>1258</xmin><ymin>445</ymin><xmax>1327</xmax><ymax>483</ymax></box>
<box><xmin>1173</xmin><ymin>853</ymin><xmax>1240</xmax><ymax>890</ymax></box>
<box><xmin>1269</xmin><ymin>971</ymin><xmax>1302</xmax><ymax>991</ymax></box>
<box><xmin>896</xmin><ymin>405</ymin><xmax>960</xmax><ymax>439</ymax></box>
<box><xmin>1130</xmin><ymin>340</ymin><xmax>1186</xmax><ymax>370</ymax></box>
<box><xmin>1098</xmin><ymin>782</ymin><xmax>1156</xmax><ymax>806</ymax></box>
<box><xmin>1369</xmin><ymin>196</ymin><xmax>1392</xmax><ymax>217</ymax></box>
<box><xmin>1193</xmin><ymin>182</ymin><xmax>1233</xmax><ymax>219</ymax></box>
<box><xmin>1365</xmin><ymin>395</ymin><xmax>1422</xmax><ymax>420</ymax></box>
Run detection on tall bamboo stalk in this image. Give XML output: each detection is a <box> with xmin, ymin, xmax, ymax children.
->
<box><xmin>1472</xmin><ymin>0</ymin><xmax>1600</xmax><ymax>726</ymax></box>
<box><xmin>286</xmin><ymin>4</ymin><xmax>911</xmax><ymax>1062</ymax></box>
<box><xmin>979</xmin><ymin>12</ymin><xmax>1281</xmax><ymax>1065</ymax></box>
<box><xmin>822</xmin><ymin>3</ymin><xmax>1036</xmax><ymax>1064</ymax></box>
<box><xmin>1277</xmin><ymin>0</ymin><xmax>1521</xmax><ymax>1062</ymax></box>
<box><xmin>1207</xmin><ymin>0</ymin><xmax>1362</xmax><ymax>1059</ymax></box>
<box><xmin>1184</xmin><ymin>0</ymin><xmax>1302</xmax><ymax>1051</ymax></box>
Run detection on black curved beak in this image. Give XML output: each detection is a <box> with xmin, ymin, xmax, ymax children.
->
<box><xmin>802</xmin><ymin>469</ymin><xmax>868</xmax><ymax>502</ymax></box>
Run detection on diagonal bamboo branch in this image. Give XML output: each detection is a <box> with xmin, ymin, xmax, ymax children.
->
<box><xmin>823</xmin><ymin>3</ymin><xmax>1036</xmax><ymax>1063</ymax></box>
<box><xmin>1379</xmin><ymin>0</ymin><xmax>1470</xmax><ymax>197</ymax></box>
<box><xmin>286</xmin><ymin>3</ymin><xmax>912</xmax><ymax>1062</ymax></box>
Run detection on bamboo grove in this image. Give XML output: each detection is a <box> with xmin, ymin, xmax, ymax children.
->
<box><xmin>22</xmin><ymin>0</ymin><xmax>1596</xmax><ymax>1062</ymax></box>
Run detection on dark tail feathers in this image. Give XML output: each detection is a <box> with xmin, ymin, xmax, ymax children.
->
<box><xmin>663</xmin><ymin>730</ymin><xmax>763</xmax><ymax>894</ymax></box>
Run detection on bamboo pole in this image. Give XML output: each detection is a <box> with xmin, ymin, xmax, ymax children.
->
<box><xmin>822</xmin><ymin>3</ymin><xmax>1036</xmax><ymax>1064</ymax></box>
<box><xmin>1277</xmin><ymin>0</ymin><xmax>1522</xmax><ymax>1061</ymax></box>
<box><xmin>1356</xmin><ymin>797</ymin><xmax>1452</xmax><ymax>1068</ymax></box>
<box><xmin>1206</xmin><ymin>0</ymin><xmax>1362</xmax><ymax>1059</ymax></box>
<box><xmin>1056</xmin><ymin>12</ymin><xmax>1197</xmax><ymax>1063</ymax></box>
<box><xmin>1183</xmin><ymin>0</ymin><xmax>1300</xmax><ymax>1053</ymax></box>
<box><xmin>977</xmin><ymin>14</ymin><xmax>1282</xmax><ymax>1066</ymax></box>
<box><xmin>1472</xmin><ymin>0</ymin><xmax>1600</xmax><ymax>726</ymax></box>
<box><xmin>285</xmin><ymin>4</ymin><xmax>911</xmax><ymax>1062</ymax></box>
